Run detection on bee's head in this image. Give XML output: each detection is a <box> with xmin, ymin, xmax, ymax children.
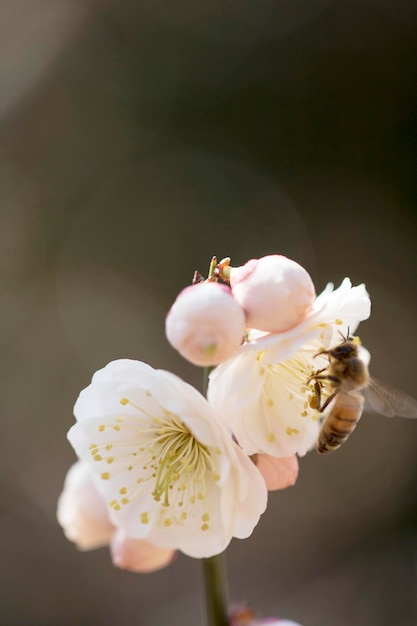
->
<box><xmin>328</xmin><ymin>340</ymin><xmax>358</xmax><ymax>360</ymax></box>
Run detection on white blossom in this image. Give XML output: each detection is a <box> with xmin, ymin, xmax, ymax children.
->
<box><xmin>67</xmin><ymin>360</ymin><xmax>267</xmax><ymax>558</ymax></box>
<box><xmin>208</xmin><ymin>278</ymin><xmax>371</xmax><ymax>457</ymax></box>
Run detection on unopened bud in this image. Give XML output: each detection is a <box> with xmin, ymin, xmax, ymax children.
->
<box><xmin>57</xmin><ymin>462</ymin><xmax>114</xmax><ymax>551</ymax></box>
<box><xmin>165</xmin><ymin>282</ymin><xmax>245</xmax><ymax>366</ymax></box>
<box><xmin>110</xmin><ymin>530</ymin><xmax>176</xmax><ymax>573</ymax></box>
<box><xmin>254</xmin><ymin>454</ymin><xmax>299</xmax><ymax>491</ymax></box>
<box><xmin>230</xmin><ymin>255</ymin><xmax>315</xmax><ymax>333</ymax></box>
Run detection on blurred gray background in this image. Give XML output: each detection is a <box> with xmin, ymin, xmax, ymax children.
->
<box><xmin>0</xmin><ymin>1</ymin><xmax>416</xmax><ymax>625</ymax></box>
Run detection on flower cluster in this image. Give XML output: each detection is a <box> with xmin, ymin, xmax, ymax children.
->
<box><xmin>58</xmin><ymin>253</ymin><xmax>370</xmax><ymax>579</ymax></box>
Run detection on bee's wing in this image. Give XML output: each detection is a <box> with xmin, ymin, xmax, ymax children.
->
<box><xmin>364</xmin><ymin>378</ymin><xmax>417</xmax><ymax>418</ymax></box>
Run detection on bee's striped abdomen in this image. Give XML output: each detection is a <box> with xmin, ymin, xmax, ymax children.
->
<box><xmin>317</xmin><ymin>392</ymin><xmax>364</xmax><ymax>454</ymax></box>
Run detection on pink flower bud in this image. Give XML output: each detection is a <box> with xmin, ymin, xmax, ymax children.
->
<box><xmin>57</xmin><ymin>461</ymin><xmax>114</xmax><ymax>550</ymax></box>
<box><xmin>230</xmin><ymin>255</ymin><xmax>315</xmax><ymax>333</ymax></box>
<box><xmin>229</xmin><ymin>605</ymin><xmax>304</xmax><ymax>626</ymax></box>
<box><xmin>165</xmin><ymin>282</ymin><xmax>246</xmax><ymax>366</ymax></box>
<box><xmin>248</xmin><ymin>617</ymin><xmax>301</xmax><ymax>626</ymax></box>
<box><xmin>110</xmin><ymin>530</ymin><xmax>176</xmax><ymax>573</ymax></box>
<box><xmin>255</xmin><ymin>454</ymin><xmax>299</xmax><ymax>491</ymax></box>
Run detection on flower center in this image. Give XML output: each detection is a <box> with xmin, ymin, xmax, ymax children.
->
<box><xmin>89</xmin><ymin>395</ymin><xmax>217</xmax><ymax>532</ymax></box>
<box><xmin>257</xmin><ymin>339</ymin><xmax>332</xmax><ymax>442</ymax></box>
<box><xmin>148</xmin><ymin>416</ymin><xmax>211</xmax><ymax>506</ymax></box>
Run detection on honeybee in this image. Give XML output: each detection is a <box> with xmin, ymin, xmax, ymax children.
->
<box><xmin>308</xmin><ymin>334</ymin><xmax>417</xmax><ymax>454</ymax></box>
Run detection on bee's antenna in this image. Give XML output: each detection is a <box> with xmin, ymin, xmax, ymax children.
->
<box><xmin>337</xmin><ymin>326</ymin><xmax>351</xmax><ymax>342</ymax></box>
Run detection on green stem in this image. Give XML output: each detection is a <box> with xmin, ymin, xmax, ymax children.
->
<box><xmin>202</xmin><ymin>366</ymin><xmax>212</xmax><ymax>397</ymax></box>
<box><xmin>202</xmin><ymin>553</ymin><xmax>230</xmax><ymax>626</ymax></box>
<box><xmin>202</xmin><ymin>367</ymin><xmax>230</xmax><ymax>626</ymax></box>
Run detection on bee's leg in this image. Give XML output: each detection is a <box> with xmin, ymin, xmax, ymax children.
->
<box><xmin>306</xmin><ymin>368</ymin><xmax>327</xmax><ymax>385</ymax></box>
<box><xmin>309</xmin><ymin>380</ymin><xmax>322</xmax><ymax>410</ymax></box>
<box><xmin>309</xmin><ymin>374</ymin><xmax>340</xmax><ymax>385</ymax></box>
<box><xmin>310</xmin><ymin>374</ymin><xmax>339</xmax><ymax>383</ymax></box>
<box><xmin>318</xmin><ymin>390</ymin><xmax>338</xmax><ymax>413</ymax></box>
<box><xmin>307</xmin><ymin>373</ymin><xmax>340</xmax><ymax>411</ymax></box>
<box><xmin>313</xmin><ymin>349</ymin><xmax>330</xmax><ymax>359</ymax></box>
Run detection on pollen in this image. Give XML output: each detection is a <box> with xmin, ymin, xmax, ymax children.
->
<box><xmin>286</xmin><ymin>427</ymin><xmax>299</xmax><ymax>436</ymax></box>
<box><xmin>335</xmin><ymin>318</ymin><xmax>343</xmax><ymax>325</ymax></box>
<box><xmin>120</xmin><ymin>397</ymin><xmax>129</xmax><ymax>405</ymax></box>
<box><xmin>90</xmin><ymin>448</ymin><xmax>99</xmax><ymax>456</ymax></box>
<box><xmin>140</xmin><ymin>512</ymin><xmax>149</xmax><ymax>524</ymax></box>
<box><xmin>202</xmin><ymin>513</ymin><xmax>210</xmax><ymax>522</ymax></box>
<box><xmin>181</xmin><ymin>512</ymin><xmax>187</xmax><ymax>520</ymax></box>
<box><xmin>259</xmin><ymin>367</ymin><xmax>266</xmax><ymax>376</ymax></box>
<box><xmin>201</xmin><ymin>523</ymin><xmax>210</xmax><ymax>531</ymax></box>
<box><xmin>88</xmin><ymin>443</ymin><xmax>97</xmax><ymax>450</ymax></box>
<box><xmin>119</xmin><ymin>487</ymin><xmax>127</xmax><ymax>495</ymax></box>
<box><xmin>93</xmin><ymin>454</ymin><xmax>102</xmax><ymax>461</ymax></box>
<box><xmin>267</xmin><ymin>398</ymin><xmax>274</xmax><ymax>407</ymax></box>
<box><xmin>121</xmin><ymin>498</ymin><xmax>129</xmax><ymax>505</ymax></box>
<box><xmin>309</xmin><ymin>395</ymin><xmax>319</xmax><ymax>410</ymax></box>
<box><xmin>101</xmin><ymin>472</ymin><xmax>110</xmax><ymax>480</ymax></box>
<box><xmin>98</xmin><ymin>425</ymin><xmax>105</xmax><ymax>432</ymax></box>
<box><xmin>105</xmin><ymin>444</ymin><xmax>113</xmax><ymax>451</ymax></box>
<box><xmin>164</xmin><ymin>519</ymin><xmax>172</xmax><ymax>527</ymax></box>
<box><xmin>106</xmin><ymin>457</ymin><xmax>114</xmax><ymax>464</ymax></box>
<box><xmin>267</xmin><ymin>432</ymin><xmax>275</xmax><ymax>442</ymax></box>
<box><xmin>113</xmin><ymin>425</ymin><xmax>120</xmax><ymax>431</ymax></box>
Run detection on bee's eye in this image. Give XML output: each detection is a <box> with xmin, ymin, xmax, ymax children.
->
<box><xmin>336</xmin><ymin>345</ymin><xmax>353</xmax><ymax>356</ymax></box>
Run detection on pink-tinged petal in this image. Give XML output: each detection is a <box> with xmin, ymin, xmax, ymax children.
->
<box><xmin>230</xmin><ymin>255</ymin><xmax>315</xmax><ymax>333</ymax></box>
<box><xmin>57</xmin><ymin>461</ymin><xmax>114</xmax><ymax>550</ymax></box>
<box><xmin>165</xmin><ymin>282</ymin><xmax>245</xmax><ymax>366</ymax></box>
<box><xmin>252</xmin><ymin>621</ymin><xmax>304</xmax><ymax>626</ymax></box>
<box><xmin>229</xmin><ymin>605</ymin><xmax>304</xmax><ymax>626</ymax></box>
<box><xmin>110</xmin><ymin>530</ymin><xmax>176</xmax><ymax>573</ymax></box>
<box><xmin>255</xmin><ymin>454</ymin><xmax>299</xmax><ymax>491</ymax></box>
